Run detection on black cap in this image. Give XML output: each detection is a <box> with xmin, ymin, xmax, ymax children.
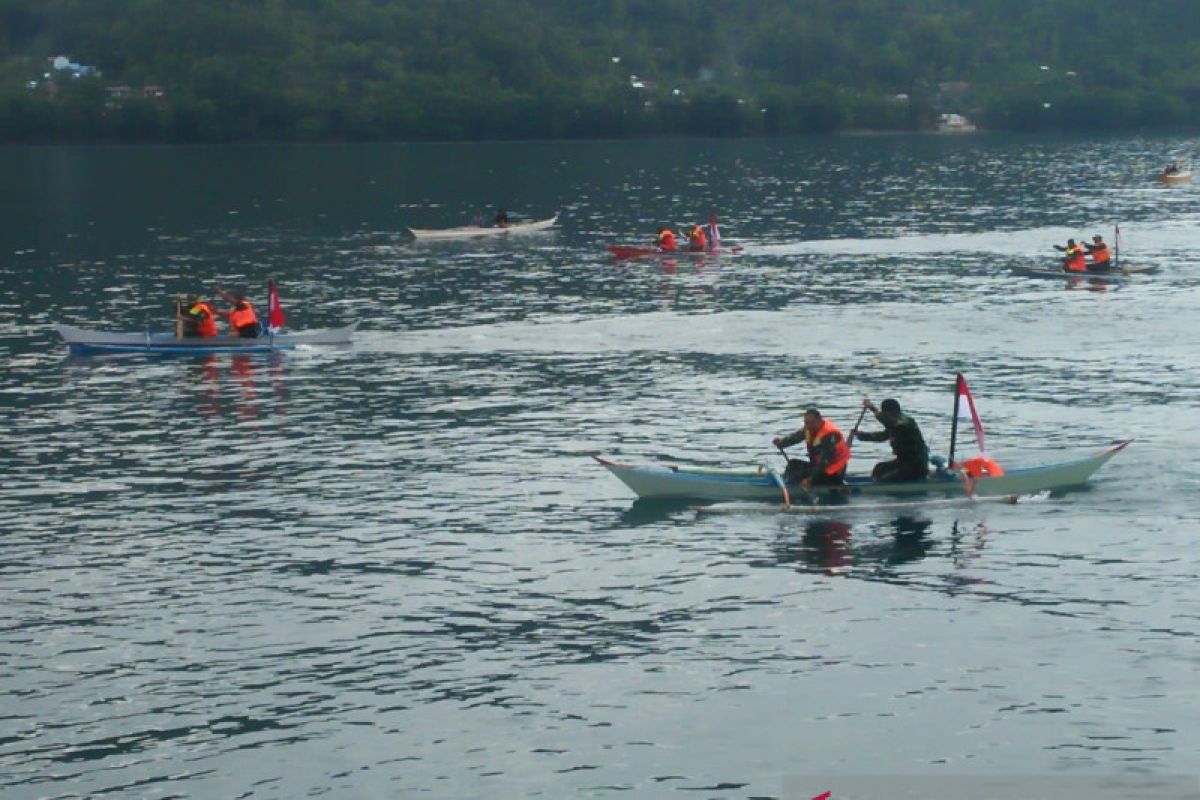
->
<box><xmin>881</xmin><ymin>398</ymin><xmax>901</xmax><ymax>413</ymax></box>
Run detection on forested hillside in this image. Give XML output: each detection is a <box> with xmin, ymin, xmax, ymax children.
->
<box><xmin>3</xmin><ymin>0</ymin><xmax>1200</xmax><ymax>142</ymax></box>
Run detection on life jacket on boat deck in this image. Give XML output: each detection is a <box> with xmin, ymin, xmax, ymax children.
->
<box><xmin>956</xmin><ymin>456</ymin><xmax>1005</xmax><ymax>478</ymax></box>
<box><xmin>806</xmin><ymin>419</ymin><xmax>852</xmax><ymax>477</ymax></box>
<box><xmin>657</xmin><ymin>229</ymin><xmax>677</xmax><ymax>251</ymax></box>
<box><xmin>1065</xmin><ymin>246</ymin><xmax>1088</xmax><ymax>273</ymax></box>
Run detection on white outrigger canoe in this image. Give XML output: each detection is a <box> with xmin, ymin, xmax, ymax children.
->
<box><xmin>595</xmin><ymin>440</ymin><xmax>1131</xmax><ymax>503</ymax></box>
<box><xmin>409</xmin><ymin>214</ymin><xmax>558</xmax><ymax>240</ymax></box>
<box><xmin>55</xmin><ymin>322</ymin><xmax>359</xmax><ymax>355</ymax></box>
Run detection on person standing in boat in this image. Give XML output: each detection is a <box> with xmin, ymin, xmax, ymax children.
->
<box><xmin>214</xmin><ymin>284</ymin><xmax>261</xmax><ymax>338</ymax></box>
<box><xmin>703</xmin><ymin>214</ymin><xmax>721</xmax><ymax>249</ymax></box>
<box><xmin>656</xmin><ymin>227</ymin><xmax>677</xmax><ymax>252</ymax></box>
<box><xmin>182</xmin><ymin>294</ymin><xmax>219</xmax><ymax>338</ymax></box>
<box><xmin>1084</xmin><ymin>234</ymin><xmax>1112</xmax><ymax>270</ymax></box>
<box><xmin>1053</xmin><ymin>238</ymin><xmax>1088</xmax><ymax>272</ymax></box>
<box><xmin>851</xmin><ymin>398</ymin><xmax>930</xmax><ymax>482</ymax></box>
<box><xmin>494</xmin><ymin>208</ymin><xmax>509</xmax><ymax>227</ymax></box>
<box><xmin>773</xmin><ymin>408</ymin><xmax>851</xmax><ymax>489</ymax></box>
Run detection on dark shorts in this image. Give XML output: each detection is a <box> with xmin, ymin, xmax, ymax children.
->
<box><xmin>236</xmin><ymin>324</ymin><xmax>260</xmax><ymax>339</ymax></box>
<box><xmin>784</xmin><ymin>459</ymin><xmax>845</xmax><ymax>486</ymax></box>
<box><xmin>871</xmin><ymin>459</ymin><xmax>929</xmax><ymax>482</ymax></box>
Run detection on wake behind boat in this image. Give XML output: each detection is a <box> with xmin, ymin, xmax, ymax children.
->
<box><xmin>409</xmin><ymin>214</ymin><xmax>558</xmax><ymax>240</ymax></box>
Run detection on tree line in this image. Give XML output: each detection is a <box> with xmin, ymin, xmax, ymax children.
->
<box><xmin>2</xmin><ymin>0</ymin><xmax>1200</xmax><ymax>142</ymax></box>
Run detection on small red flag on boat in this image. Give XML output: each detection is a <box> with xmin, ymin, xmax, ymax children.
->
<box><xmin>810</xmin><ymin>792</ymin><xmax>832</xmax><ymax>800</ymax></box>
<box><xmin>955</xmin><ymin>373</ymin><xmax>987</xmax><ymax>456</ymax></box>
<box><xmin>267</xmin><ymin>279</ymin><xmax>286</xmax><ymax>332</ymax></box>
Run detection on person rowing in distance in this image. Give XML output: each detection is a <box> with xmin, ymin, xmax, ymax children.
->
<box><xmin>1053</xmin><ymin>238</ymin><xmax>1088</xmax><ymax>273</ymax></box>
<box><xmin>655</xmin><ymin>226</ymin><xmax>678</xmax><ymax>252</ymax></box>
<box><xmin>1084</xmin><ymin>234</ymin><xmax>1112</xmax><ymax>271</ymax></box>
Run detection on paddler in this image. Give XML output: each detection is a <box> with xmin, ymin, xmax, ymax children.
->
<box><xmin>773</xmin><ymin>408</ymin><xmax>851</xmax><ymax>489</ymax></box>
<box><xmin>214</xmin><ymin>284</ymin><xmax>261</xmax><ymax>338</ymax></box>
<box><xmin>851</xmin><ymin>398</ymin><xmax>929</xmax><ymax>482</ymax></box>
<box><xmin>1053</xmin><ymin>238</ymin><xmax>1088</xmax><ymax>272</ymax></box>
<box><xmin>182</xmin><ymin>294</ymin><xmax>219</xmax><ymax>338</ymax></box>
<box><xmin>686</xmin><ymin>224</ymin><xmax>708</xmax><ymax>252</ymax></box>
<box><xmin>494</xmin><ymin>208</ymin><xmax>509</xmax><ymax>227</ymax></box>
<box><xmin>656</xmin><ymin>227</ymin><xmax>677</xmax><ymax>252</ymax></box>
<box><xmin>1084</xmin><ymin>234</ymin><xmax>1112</xmax><ymax>270</ymax></box>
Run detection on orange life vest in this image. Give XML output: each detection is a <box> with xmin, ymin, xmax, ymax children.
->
<box><xmin>1089</xmin><ymin>243</ymin><xmax>1110</xmax><ymax>267</ymax></box>
<box><xmin>688</xmin><ymin>226</ymin><xmax>707</xmax><ymax>251</ymax></box>
<box><xmin>958</xmin><ymin>456</ymin><xmax>1005</xmax><ymax>478</ymax></box>
<box><xmin>658</xmin><ymin>230</ymin><xmax>677</xmax><ymax>251</ymax></box>
<box><xmin>189</xmin><ymin>302</ymin><xmax>218</xmax><ymax>337</ymax></box>
<box><xmin>229</xmin><ymin>301</ymin><xmax>258</xmax><ymax>331</ymax></box>
<box><xmin>1065</xmin><ymin>246</ymin><xmax>1087</xmax><ymax>273</ymax></box>
<box><xmin>806</xmin><ymin>419</ymin><xmax>851</xmax><ymax>476</ymax></box>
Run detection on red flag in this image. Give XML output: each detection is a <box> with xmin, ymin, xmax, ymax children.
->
<box><xmin>955</xmin><ymin>373</ymin><xmax>987</xmax><ymax>456</ymax></box>
<box><xmin>811</xmin><ymin>792</ymin><xmax>832</xmax><ymax>800</ymax></box>
<box><xmin>267</xmin><ymin>280</ymin><xmax>286</xmax><ymax>332</ymax></box>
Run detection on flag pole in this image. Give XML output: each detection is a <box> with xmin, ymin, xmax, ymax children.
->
<box><xmin>948</xmin><ymin>373</ymin><xmax>962</xmax><ymax>468</ymax></box>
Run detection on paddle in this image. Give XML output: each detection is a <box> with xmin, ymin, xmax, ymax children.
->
<box><xmin>775</xmin><ymin>444</ymin><xmax>813</xmax><ymax>505</ymax></box>
<box><xmin>846</xmin><ymin>403</ymin><xmax>870</xmax><ymax>448</ymax></box>
<box><xmin>175</xmin><ymin>294</ymin><xmax>183</xmax><ymax>339</ymax></box>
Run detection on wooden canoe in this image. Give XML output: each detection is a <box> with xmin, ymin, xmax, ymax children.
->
<box><xmin>594</xmin><ymin>440</ymin><xmax>1131</xmax><ymax>502</ymax></box>
<box><xmin>54</xmin><ymin>322</ymin><xmax>359</xmax><ymax>354</ymax></box>
<box><xmin>1010</xmin><ymin>263</ymin><xmax>1158</xmax><ymax>280</ymax></box>
<box><xmin>409</xmin><ymin>214</ymin><xmax>558</xmax><ymax>240</ymax></box>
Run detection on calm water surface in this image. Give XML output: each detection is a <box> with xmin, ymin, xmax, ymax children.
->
<box><xmin>2</xmin><ymin>135</ymin><xmax>1199</xmax><ymax>799</ymax></box>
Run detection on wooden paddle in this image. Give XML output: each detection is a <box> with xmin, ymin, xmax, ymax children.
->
<box><xmin>174</xmin><ymin>295</ymin><xmax>183</xmax><ymax>339</ymax></box>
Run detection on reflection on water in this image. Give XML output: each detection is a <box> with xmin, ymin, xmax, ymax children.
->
<box><xmin>769</xmin><ymin>515</ymin><xmax>933</xmax><ymax>575</ymax></box>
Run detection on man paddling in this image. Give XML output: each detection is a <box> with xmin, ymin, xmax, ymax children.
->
<box><xmin>773</xmin><ymin>408</ymin><xmax>851</xmax><ymax>489</ymax></box>
<box><xmin>851</xmin><ymin>398</ymin><xmax>929</xmax><ymax>482</ymax></box>
<box><xmin>1053</xmin><ymin>238</ymin><xmax>1088</xmax><ymax>272</ymax></box>
<box><xmin>1085</xmin><ymin>234</ymin><xmax>1112</xmax><ymax>270</ymax></box>
<box><xmin>656</xmin><ymin>227</ymin><xmax>677</xmax><ymax>251</ymax></box>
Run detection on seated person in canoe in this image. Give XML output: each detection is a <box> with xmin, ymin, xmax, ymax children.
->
<box><xmin>851</xmin><ymin>398</ymin><xmax>930</xmax><ymax>482</ymax></box>
<box><xmin>214</xmin><ymin>284</ymin><xmax>261</xmax><ymax>338</ymax></box>
<box><xmin>494</xmin><ymin>208</ymin><xmax>509</xmax><ymax>228</ymax></box>
<box><xmin>1084</xmin><ymin>234</ymin><xmax>1112</xmax><ymax>270</ymax></box>
<box><xmin>774</xmin><ymin>408</ymin><xmax>851</xmax><ymax>489</ymax></box>
<box><xmin>686</xmin><ymin>224</ymin><xmax>708</xmax><ymax>251</ymax></box>
<box><xmin>1163</xmin><ymin>161</ymin><xmax>1181</xmax><ymax>176</ymax></box>
<box><xmin>656</xmin><ymin>227</ymin><xmax>677</xmax><ymax>251</ymax></box>
<box><xmin>180</xmin><ymin>293</ymin><xmax>218</xmax><ymax>338</ymax></box>
<box><xmin>1053</xmin><ymin>238</ymin><xmax>1088</xmax><ymax>272</ymax></box>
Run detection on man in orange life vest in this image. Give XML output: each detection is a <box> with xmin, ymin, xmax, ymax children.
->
<box><xmin>656</xmin><ymin>227</ymin><xmax>677</xmax><ymax>252</ymax></box>
<box><xmin>182</xmin><ymin>294</ymin><xmax>218</xmax><ymax>338</ymax></box>
<box><xmin>1053</xmin><ymin>238</ymin><xmax>1088</xmax><ymax>272</ymax></box>
<box><xmin>214</xmin><ymin>284</ymin><xmax>260</xmax><ymax>338</ymax></box>
<box><xmin>1084</xmin><ymin>234</ymin><xmax>1112</xmax><ymax>270</ymax></box>
<box><xmin>773</xmin><ymin>408</ymin><xmax>851</xmax><ymax>488</ymax></box>
<box><xmin>686</xmin><ymin>224</ymin><xmax>708</xmax><ymax>251</ymax></box>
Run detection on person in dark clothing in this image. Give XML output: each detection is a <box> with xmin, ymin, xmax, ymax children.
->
<box><xmin>494</xmin><ymin>208</ymin><xmax>509</xmax><ymax>227</ymax></box>
<box><xmin>851</xmin><ymin>398</ymin><xmax>929</xmax><ymax>482</ymax></box>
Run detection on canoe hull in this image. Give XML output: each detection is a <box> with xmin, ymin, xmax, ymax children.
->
<box><xmin>594</xmin><ymin>441</ymin><xmax>1131</xmax><ymax>502</ymax></box>
<box><xmin>55</xmin><ymin>322</ymin><xmax>359</xmax><ymax>354</ymax></box>
<box><xmin>608</xmin><ymin>244</ymin><xmax>742</xmax><ymax>260</ymax></box>
<box><xmin>1011</xmin><ymin>264</ymin><xmax>1158</xmax><ymax>280</ymax></box>
<box><xmin>1158</xmin><ymin>172</ymin><xmax>1191</xmax><ymax>184</ymax></box>
<box><xmin>410</xmin><ymin>215</ymin><xmax>558</xmax><ymax>240</ymax></box>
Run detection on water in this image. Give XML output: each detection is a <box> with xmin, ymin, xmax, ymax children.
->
<box><xmin>2</xmin><ymin>135</ymin><xmax>1199</xmax><ymax>799</ymax></box>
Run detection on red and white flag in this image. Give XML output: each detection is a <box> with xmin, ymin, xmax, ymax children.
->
<box><xmin>267</xmin><ymin>279</ymin><xmax>286</xmax><ymax>332</ymax></box>
<box><xmin>955</xmin><ymin>373</ymin><xmax>987</xmax><ymax>456</ymax></box>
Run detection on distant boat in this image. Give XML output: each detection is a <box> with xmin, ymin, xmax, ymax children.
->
<box><xmin>1010</xmin><ymin>263</ymin><xmax>1159</xmax><ymax>281</ymax></box>
<box><xmin>409</xmin><ymin>214</ymin><xmax>558</xmax><ymax>240</ymax></box>
<box><xmin>1158</xmin><ymin>161</ymin><xmax>1191</xmax><ymax>184</ymax></box>
<box><xmin>55</xmin><ymin>322</ymin><xmax>359</xmax><ymax>355</ymax></box>
<box><xmin>936</xmin><ymin>113</ymin><xmax>976</xmax><ymax>133</ymax></box>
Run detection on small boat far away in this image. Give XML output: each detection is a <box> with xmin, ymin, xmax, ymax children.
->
<box><xmin>408</xmin><ymin>214</ymin><xmax>558</xmax><ymax>241</ymax></box>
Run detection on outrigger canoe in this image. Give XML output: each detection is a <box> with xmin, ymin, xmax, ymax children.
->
<box><xmin>608</xmin><ymin>244</ymin><xmax>742</xmax><ymax>260</ymax></box>
<box><xmin>595</xmin><ymin>440</ymin><xmax>1131</xmax><ymax>502</ymax></box>
<box><xmin>409</xmin><ymin>214</ymin><xmax>558</xmax><ymax>240</ymax></box>
<box><xmin>1158</xmin><ymin>170</ymin><xmax>1192</xmax><ymax>184</ymax></box>
<box><xmin>1011</xmin><ymin>263</ymin><xmax>1158</xmax><ymax>281</ymax></box>
<box><xmin>54</xmin><ymin>322</ymin><xmax>359</xmax><ymax>355</ymax></box>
